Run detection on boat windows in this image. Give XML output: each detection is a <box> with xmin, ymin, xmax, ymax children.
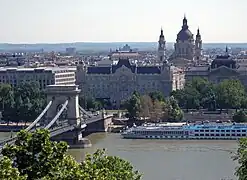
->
<box><xmin>242</xmin><ymin>130</ymin><xmax>246</xmax><ymax>132</ymax></box>
<box><xmin>195</xmin><ymin>130</ymin><xmax>199</xmax><ymax>132</ymax></box>
<box><xmin>237</xmin><ymin>130</ymin><xmax>241</xmax><ymax>132</ymax></box>
<box><xmin>232</xmin><ymin>134</ymin><xmax>235</xmax><ymax>136</ymax></box>
<box><xmin>221</xmin><ymin>134</ymin><xmax>225</xmax><ymax>136</ymax></box>
<box><xmin>211</xmin><ymin>134</ymin><xmax>215</xmax><ymax>136</ymax></box>
<box><xmin>200</xmin><ymin>130</ymin><xmax>204</xmax><ymax>132</ymax></box>
<box><xmin>242</xmin><ymin>134</ymin><xmax>246</xmax><ymax>136</ymax></box>
<box><xmin>237</xmin><ymin>134</ymin><xmax>241</xmax><ymax>136</ymax></box>
<box><xmin>195</xmin><ymin>134</ymin><xmax>199</xmax><ymax>136</ymax></box>
<box><xmin>226</xmin><ymin>134</ymin><xmax>230</xmax><ymax>136</ymax></box>
<box><xmin>232</xmin><ymin>130</ymin><xmax>235</xmax><ymax>132</ymax></box>
<box><xmin>205</xmin><ymin>134</ymin><xmax>209</xmax><ymax>136</ymax></box>
<box><xmin>216</xmin><ymin>130</ymin><xmax>220</xmax><ymax>132</ymax></box>
<box><xmin>200</xmin><ymin>134</ymin><xmax>204</xmax><ymax>136</ymax></box>
<box><xmin>226</xmin><ymin>130</ymin><xmax>230</xmax><ymax>132</ymax></box>
<box><xmin>210</xmin><ymin>130</ymin><xmax>214</xmax><ymax>132</ymax></box>
<box><xmin>216</xmin><ymin>134</ymin><xmax>220</xmax><ymax>136</ymax></box>
<box><xmin>205</xmin><ymin>130</ymin><xmax>209</xmax><ymax>132</ymax></box>
<box><xmin>221</xmin><ymin>130</ymin><xmax>225</xmax><ymax>132</ymax></box>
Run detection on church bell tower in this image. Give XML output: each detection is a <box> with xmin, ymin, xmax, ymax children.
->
<box><xmin>195</xmin><ymin>28</ymin><xmax>203</xmax><ymax>61</ymax></box>
<box><xmin>158</xmin><ymin>28</ymin><xmax>166</xmax><ymax>62</ymax></box>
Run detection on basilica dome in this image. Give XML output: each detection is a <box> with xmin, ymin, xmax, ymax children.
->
<box><xmin>177</xmin><ymin>29</ymin><xmax>193</xmax><ymax>41</ymax></box>
<box><xmin>176</xmin><ymin>16</ymin><xmax>194</xmax><ymax>41</ymax></box>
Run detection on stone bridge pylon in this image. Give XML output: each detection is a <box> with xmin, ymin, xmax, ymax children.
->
<box><xmin>45</xmin><ymin>85</ymin><xmax>81</xmax><ymax>126</ymax></box>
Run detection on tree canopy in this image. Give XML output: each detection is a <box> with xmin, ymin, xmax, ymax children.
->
<box><xmin>0</xmin><ymin>129</ymin><xmax>142</xmax><ymax>180</ymax></box>
<box><xmin>171</xmin><ymin>78</ymin><xmax>247</xmax><ymax>111</ymax></box>
<box><xmin>234</xmin><ymin>138</ymin><xmax>247</xmax><ymax>180</ymax></box>
<box><xmin>0</xmin><ymin>82</ymin><xmax>45</xmax><ymax>124</ymax></box>
<box><xmin>124</xmin><ymin>91</ymin><xmax>183</xmax><ymax>122</ymax></box>
<box><xmin>233</xmin><ymin>110</ymin><xmax>247</xmax><ymax>123</ymax></box>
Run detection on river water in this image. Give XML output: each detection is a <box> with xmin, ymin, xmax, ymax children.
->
<box><xmin>1</xmin><ymin>132</ymin><xmax>238</xmax><ymax>180</ymax></box>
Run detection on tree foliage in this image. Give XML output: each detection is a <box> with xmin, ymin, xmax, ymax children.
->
<box><xmin>81</xmin><ymin>149</ymin><xmax>142</xmax><ymax>180</ymax></box>
<box><xmin>79</xmin><ymin>97</ymin><xmax>104</xmax><ymax>110</ymax></box>
<box><xmin>233</xmin><ymin>110</ymin><xmax>247</xmax><ymax>123</ymax></box>
<box><xmin>234</xmin><ymin>138</ymin><xmax>247</xmax><ymax>180</ymax></box>
<box><xmin>0</xmin><ymin>157</ymin><xmax>27</xmax><ymax>180</ymax></box>
<box><xmin>124</xmin><ymin>91</ymin><xmax>183</xmax><ymax>122</ymax></box>
<box><xmin>0</xmin><ymin>82</ymin><xmax>45</xmax><ymax>124</ymax></box>
<box><xmin>124</xmin><ymin>91</ymin><xmax>141</xmax><ymax>120</ymax></box>
<box><xmin>171</xmin><ymin>78</ymin><xmax>247</xmax><ymax>111</ymax></box>
<box><xmin>0</xmin><ymin>129</ymin><xmax>141</xmax><ymax>180</ymax></box>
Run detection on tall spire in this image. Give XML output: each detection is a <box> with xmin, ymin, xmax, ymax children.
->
<box><xmin>160</xmin><ymin>27</ymin><xmax>164</xmax><ymax>38</ymax></box>
<box><xmin>196</xmin><ymin>27</ymin><xmax>201</xmax><ymax>38</ymax></box>
<box><xmin>226</xmin><ymin>46</ymin><xmax>228</xmax><ymax>54</ymax></box>
<box><xmin>182</xmin><ymin>14</ymin><xmax>188</xmax><ymax>29</ymax></box>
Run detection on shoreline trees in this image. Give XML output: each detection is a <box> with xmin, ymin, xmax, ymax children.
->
<box><xmin>0</xmin><ymin>82</ymin><xmax>45</xmax><ymax>124</ymax></box>
<box><xmin>0</xmin><ymin>129</ymin><xmax>142</xmax><ymax>180</ymax></box>
<box><xmin>171</xmin><ymin>78</ymin><xmax>247</xmax><ymax>112</ymax></box>
<box><xmin>124</xmin><ymin>91</ymin><xmax>183</xmax><ymax>122</ymax></box>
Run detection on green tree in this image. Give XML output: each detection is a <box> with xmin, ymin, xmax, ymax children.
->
<box><xmin>167</xmin><ymin>96</ymin><xmax>184</xmax><ymax>122</ymax></box>
<box><xmin>0</xmin><ymin>129</ymin><xmax>142</xmax><ymax>180</ymax></box>
<box><xmin>171</xmin><ymin>78</ymin><xmax>218</xmax><ymax>110</ymax></box>
<box><xmin>183</xmin><ymin>87</ymin><xmax>200</xmax><ymax>111</ymax></box>
<box><xmin>216</xmin><ymin>80</ymin><xmax>246</xmax><ymax>111</ymax></box>
<box><xmin>81</xmin><ymin>97</ymin><xmax>101</xmax><ymax>110</ymax></box>
<box><xmin>170</xmin><ymin>89</ymin><xmax>186</xmax><ymax>108</ymax></box>
<box><xmin>0</xmin><ymin>157</ymin><xmax>27</xmax><ymax>180</ymax></box>
<box><xmin>1</xmin><ymin>82</ymin><xmax>45</xmax><ymax>123</ymax></box>
<box><xmin>81</xmin><ymin>149</ymin><xmax>142</xmax><ymax>180</ymax></box>
<box><xmin>240</xmin><ymin>96</ymin><xmax>247</xmax><ymax>110</ymax></box>
<box><xmin>125</xmin><ymin>91</ymin><xmax>141</xmax><ymax>120</ymax></box>
<box><xmin>189</xmin><ymin>77</ymin><xmax>211</xmax><ymax>95</ymax></box>
<box><xmin>149</xmin><ymin>91</ymin><xmax>165</xmax><ymax>102</ymax></box>
<box><xmin>0</xmin><ymin>84</ymin><xmax>13</xmax><ymax>111</ymax></box>
<box><xmin>233</xmin><ymin>110</ymin><xmax>247</xmax><ymax>123</ymax></box>
<box><xmin>233</xmin><ymin>138</ymin><xmax>247</xmax><ymax>180</ymax></box>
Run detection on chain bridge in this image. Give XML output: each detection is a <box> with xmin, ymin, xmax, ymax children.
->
<box><xmin>0</xmin><ymin>85</ymin><xmax>113</xmax><ymax>150</ymax></box>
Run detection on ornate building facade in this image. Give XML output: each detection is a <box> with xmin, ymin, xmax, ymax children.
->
<box><xmin>185</xmin><ymin>48</ymin><xmax>247</xmax><ymax>87</ymax></box>
<box><xmin>170</xmin><ymin>16</ymin><xmax>203</xmax><ymax>66</ymax></box>
<box><xmin>76</xmin><ymin>30</ymin><xmax>184</xmax><ymax>107</ymax></box>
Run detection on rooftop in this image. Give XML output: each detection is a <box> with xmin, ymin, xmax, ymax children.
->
<box><xmin>0</xmin><ymin>66</ymin><xmax>76</xmax><ymax>73</ymax></box>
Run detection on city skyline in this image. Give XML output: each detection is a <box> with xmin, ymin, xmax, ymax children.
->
<box><xmin>1</xmin><ymin>0</ymin><xmax>246</xmax><ymax>43</ymax></box>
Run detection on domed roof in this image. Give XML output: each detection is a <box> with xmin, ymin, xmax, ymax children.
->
<box><xmin>177</xmin><ymin>29</ymin><xmax>193</xmax><ymax>41</ymax></box>
<box><xmin>176</xmin><ymin>16</ymin><xmax>194</xmax><ymax>41</ymax></box>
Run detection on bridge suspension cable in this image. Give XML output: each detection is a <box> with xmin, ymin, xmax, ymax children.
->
<box><xmin>45</xmin><ymin>100</ymin><xmax>69</xmax><ymax>129</ymax></box>
<box><xmin>79</xmin><ymin>106</ymin><xmax>92</xmax><ymax>118</ymax></box>
<box><xmin>25</xmin><ymin>101</ymin><xmax>53</xmax><ymax>131</ymax></box>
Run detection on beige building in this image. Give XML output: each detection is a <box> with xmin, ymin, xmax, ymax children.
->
<box><xmin>0</xmin><ymin>67</ymin><xmax>76</xmax><ymax>89</ymax></box>
<box><xmin>76</xmin><ymin>30</ymin><xmax>185</xmax><ymax>107</ymax></box>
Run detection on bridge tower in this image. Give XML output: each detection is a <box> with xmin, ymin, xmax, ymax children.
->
<box><xmin>44</xmin><ymin>84</ymin><xmax>91</xmax><ymax>148</ymax></box>
<box><xmin>45</xmin><ymin>85</ymin><xmax>81</xmax><ymax>126</ymax></box>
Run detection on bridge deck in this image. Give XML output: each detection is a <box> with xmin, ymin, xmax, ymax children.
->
<box><xmin>0</xmin><ymin>113</ymin><xmax>111</xmax><ymax>150</ymax></box>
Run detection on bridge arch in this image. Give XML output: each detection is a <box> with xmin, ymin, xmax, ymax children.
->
<box><xmin>45</xmin><ymin>85</ymin><xmax>81</xmax><ymax>126</ymax></box>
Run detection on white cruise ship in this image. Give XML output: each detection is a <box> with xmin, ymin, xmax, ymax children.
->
<box><xmin>121</xmin><ymin>123</ymin><xmax>247</xmax><ymax>140</ymax></box>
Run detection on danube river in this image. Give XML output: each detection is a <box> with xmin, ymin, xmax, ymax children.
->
<box><xmin>1</xmin><ymin>132</ymin><xmax>238</xmax><ymax>180</ymax></box>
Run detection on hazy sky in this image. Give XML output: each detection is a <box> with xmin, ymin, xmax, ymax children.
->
<box><xmin>0</xmin><ymin>0</ymin><xmax>246</xmax><ymax>43</ymax></box>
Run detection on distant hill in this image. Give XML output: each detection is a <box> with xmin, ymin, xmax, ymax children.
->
<box><xmin>0</xmin><ymin>42</ymin><xmax>247</xmax><ymax>52</ymax></box>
